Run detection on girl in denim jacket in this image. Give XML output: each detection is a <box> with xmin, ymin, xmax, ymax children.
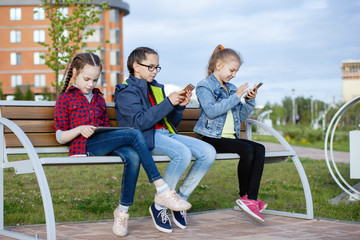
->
<box><xmin>194</xmin><ymin>45</ymin><xmax>267</xmax><ymax>223</ymax></box>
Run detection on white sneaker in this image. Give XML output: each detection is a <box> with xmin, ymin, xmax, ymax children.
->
<box><xmin>154</xmin><ymin>189</ymin><xmax>191</xmax><ymax>211</ymax></box>
<box><xmin>113</xmin><ymin>207</ymin><xmax>129</xmax><ymax>236</ymax></box>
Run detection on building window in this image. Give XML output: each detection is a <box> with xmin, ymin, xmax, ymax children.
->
<box><xmin>58</xmin><ymin>74</ymin><xmax>64</xmax><ymax>83</ymax></box>
<box><xmin>84</xmin><ymin>27</ymin><xmax>104</xmax><ymax>42</ymax></box>
<box><xmin>10</xmin><ymin>30</ymin><xmax>21</xmax><ymax>43</ymax></box>
<box><xmin>11</xmin><ymin>75</ymin><xmax>22</xmax><ymax>87</ymax></box>
<box><xmin>109</xmin><ymin>9</ymin><xmax>119</xmax><ymax>23</ymax></box>
<box><xmin>34</xmin><ymin>74</ymin><xmax>46</xmax><ymax>87</ymax></box>
<box><xmin>110</xmin><ymin>72</ymin><xmax>120</xmax><ymax>86</ymax></box>
<box><xmin>10</xmin><ymin>53</ymin><xmax>21</xmax><ymax>65</ymax></box>
<box><xmin>110</xmin><ymin>29</ymin><xmax>120</xmax><ymax>44</ymax></box>
<box><xmin>58</xmin><ymin>7</ymin><xmax>68</xmax><ymax>18</ymax></box>
<box><xmin>100</xmin><ymin>72</ymin><xmax>106</xmax><ymax>86</ymax></box>
<box><xmin>33</xmin><ymin>7</ymin><xmax>45</xmax><ymax>20</ymax></box>
<box><xmin>110</xmin><ymin>51</ymin><xmax>120</xmax><ymax>65</ymax></box>
<box><xmin>34</xmin><ymin>52</ymin><xmax>45</xmax><ymax>65</ymax></box>
<box><xmin>33</xmin><ymin>30</ymin><xmax>45</xmax><ymax>43</ymax></box>
<box><xmin>10</xmin><ymin>8</ymin><xmax>21</xmax><ymax>21</ymax></box>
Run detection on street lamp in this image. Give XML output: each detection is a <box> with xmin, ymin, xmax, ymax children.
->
<box><xmin>292</xmin><ymin>89</ymin><xmax>296</xmax><ymax>124</ymax></box>
<box><xmin>310</xmin><ymin>95</ymin><xmax>313</xmax><ymax>127</ymax></box>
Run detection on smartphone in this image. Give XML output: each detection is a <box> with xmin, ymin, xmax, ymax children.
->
<box><xmin>245</xmin><ymin>82</ymin><xmax>263</xmax><ymax>100</ymax></box>
<box><xmin>181</xmin><ymin>84</ymin><xmax>195</xmax><ymax>96</ymax></box>
<box><xmin>183</xmin><ymin>84</ymin><xmax>195</xmax><ymax>91</ymax></box>
<box><xmin>254</xmin><ymin>82</ymin><xmax>263</xmax><ymax>90</ymax></box>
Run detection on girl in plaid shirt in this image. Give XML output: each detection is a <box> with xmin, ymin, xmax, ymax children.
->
<box><xmin>54</xmin><ymin>53</ymin><xmax>191</xmax><ymax>237</ymax></box>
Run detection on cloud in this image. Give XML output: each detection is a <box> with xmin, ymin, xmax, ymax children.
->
<box><xmin>123</xmin><ymin>0</ymin><xmax>360</xmax><ymax>105</ymax></box>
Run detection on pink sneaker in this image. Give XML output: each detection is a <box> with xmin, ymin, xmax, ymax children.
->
<box><xmin>236</xmin><ymin>198</ymin><xmax>264</xmax><ymax>223</ymax></box>
<box><xmin>241</xmin><ymin>195</ymin><xmax>267</xmax><ymax>213</ymax></box>
<box><xmin>257</xmin><ymin>199</ymin><xmax>268</xmax><ymax>213</ymax></box>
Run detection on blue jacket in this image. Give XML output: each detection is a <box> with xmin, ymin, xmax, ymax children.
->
<box><xmin>194</xmin><ymin>73</ymin><xmax>255</xmax><ymax>139</ymax></box>
<box><xmin>114</xmin><ymin>75</ymin><xmax>186</xmax><ymax>149</ymax></box>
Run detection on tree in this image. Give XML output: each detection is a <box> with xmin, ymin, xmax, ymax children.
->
<box><xmin>38</xmin><ymin>0</ymin><xmax>108</xmax><ymax>96</ymax></box>
<box><xmin>14</xmin><ymin>86</ymin><xmax>24</xmax><ymax>100</ymax></box>
<box><xmin>0</xmin><ymin>82</ymin><xmax>3</xmax><ymax>100</ymax></box>
<box><xmin>24</xmin><ymin>85</ymin><xmax>35</xmax><ymax>100</ymax></box>
<box><xmin>41</xmin><ymin>86</ymin><xmax>53</xmax><ymax>101</ymax></box>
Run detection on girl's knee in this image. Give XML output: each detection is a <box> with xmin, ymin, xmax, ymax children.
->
<box><xmin>173</xmin><ymin>147</ymin><xmax>192</xmax><ymax>166</ymax></box>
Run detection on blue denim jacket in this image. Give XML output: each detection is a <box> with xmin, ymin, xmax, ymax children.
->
<box><xmin>194</xmin><ymin>73</ymin><xmax>255</xmax><ymax>139</ymax></box>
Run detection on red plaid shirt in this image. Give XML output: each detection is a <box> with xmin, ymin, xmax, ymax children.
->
<box><xmin>54</xmin><ymin>85</ymin><xmax>110</xmax><ymax>156</ymax></box>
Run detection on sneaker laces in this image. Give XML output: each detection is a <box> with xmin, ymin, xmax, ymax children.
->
<box><xmin>170</xmin><ymin>191</ymin><xmax>182</xmax><ymax>201</ymax></box>
<box><xmin>115</xmin><ymin>213</ymin><xmax>128</xmax><ymax>227</ymax></box>
<box><xmin>157</xmin><ymin>209</ymin><xmax>170</xmax><ymax>224</ymax></box>
<box><xmin>179</xmin><ymin>211</ymin><xmax>186</xmax><ymax>218</ymax></box>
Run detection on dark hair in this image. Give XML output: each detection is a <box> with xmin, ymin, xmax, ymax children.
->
<box><xmin>207</xmin><ymin>45</ymin><xmax>242</xmax><ymax>77</ymax></box>
<box><xmin>127</xmin><ymin>47</ymin><xmax>158</xmax><ymax>76</ymax></box>
<box><xmin>61</xmin><ymin>52</ymin><xmax>102</xmax><ymax>94</ymax></box>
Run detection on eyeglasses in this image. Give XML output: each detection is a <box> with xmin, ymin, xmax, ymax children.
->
<box><xmin>138</xmin><ymin>63</ymin><xmax>161</xmax><ymax>72</ymax></box>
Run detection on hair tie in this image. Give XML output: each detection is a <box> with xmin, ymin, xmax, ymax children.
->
<box><xmin>220</xmin><ymin>45</ymin><xmax>225</xmax><ymax>50</ymax></box>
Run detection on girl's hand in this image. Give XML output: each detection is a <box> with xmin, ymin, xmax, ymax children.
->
<box><xmin>78</xmin><ymin>125</ymin><xmax>97</xmax><ymax>138</ymax></box>
<box><xmin>168</xmin><ymin>91</ymin><xmax>186</xmax><ymax>106</ymax></box>
<box><xmin>236</xmin><ymin>82</ymin><xmax>249</xmax><ymax>98</ymax></box>
<box><xmin>179</xmin><ymin>90</ymin><xmax>192</xmax><ymax>106</ymax></box>
<box><xmin>245</xmin><ymin>84</ymin><xmax>258</xmax><ymax>100</ymax></box>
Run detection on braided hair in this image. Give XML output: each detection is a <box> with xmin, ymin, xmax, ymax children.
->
<box><xmin>61</xmin><ymin>53</ymin><xmax>102</xmax><ymax>94</ymax></box>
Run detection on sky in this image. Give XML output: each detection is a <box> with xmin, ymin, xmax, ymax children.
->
<box><xmin>122</xmin><ymin>0</ymin><xmax>360</xmax><ymax>106</ymax></box>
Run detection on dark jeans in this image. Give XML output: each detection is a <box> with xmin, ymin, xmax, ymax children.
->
<box><xmin>202</xmin><ymin>136</ymin><xmax>265</xmax><ymax>200</ymax></box>
<box><xmin>86</xmin><ymin>129</ymin><xmax>162</xmax><ymax>206</ymax></box>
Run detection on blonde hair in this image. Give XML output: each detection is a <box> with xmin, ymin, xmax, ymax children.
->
<box><xmin>207</xmin><ymin>45</ymin><xmax>242</xmax><ymax>77</ymax></box>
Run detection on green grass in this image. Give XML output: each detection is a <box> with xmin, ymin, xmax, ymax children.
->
<box><xmin>3</xmin><ymin>158</ymin><xmax>360</xmax><ymax>226</ymax></box>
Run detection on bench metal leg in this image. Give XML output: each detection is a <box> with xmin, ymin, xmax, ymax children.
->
<box><xmin>244</xmin><ymin>119</ymin><xmax>314</xmax><ymax>219</ymax></box>
<box><xmin>0</xmin><ymin>118</ymin><xmax>56</xmax><ymax>240</ymax></box>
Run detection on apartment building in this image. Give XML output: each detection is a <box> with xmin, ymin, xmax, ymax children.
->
<box><xmin>0</xmin><ymin>0</ymin><xmax>129</xmax><ymax>102</ymax></box>
<box><xmin>342</xmin><ymin>60</ymin><xmax>360</xmax><ymax>102</ymax></box>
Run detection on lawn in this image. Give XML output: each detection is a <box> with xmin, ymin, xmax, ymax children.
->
<box><xmin>3</xmin><ymin>157</ymin><xmax>360</xmax><ymax>226</ymax></box>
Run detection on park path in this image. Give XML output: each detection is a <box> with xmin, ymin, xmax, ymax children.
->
<box><xmin>261</xmin><ymin>142</ymin><xmax>350</xmax><ymax>163</ymax></box>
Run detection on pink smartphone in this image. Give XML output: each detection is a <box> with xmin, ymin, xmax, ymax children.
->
<box><xmin>183</xmin><ymin>84</ymin><xmax>195</xmax><ymax>91</ymax></box>
<box><xmin>181</xmin><ymin>84</ymin><xmax>195</xmax><ymax>96</ymax></box>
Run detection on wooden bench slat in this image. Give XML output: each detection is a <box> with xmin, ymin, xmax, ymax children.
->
<box><xmin>5</xmin><ymin>120</ymin><xmax>54</xmax><ymax>133</ymax></box>
<box><xmin>0</xmin><ymin>106</ymin><xmax>55</xmax><ymax>119</ymax></box>
<box><xmin>182</xmin><ymin>108</ymin><xmax>201</xmax><ymax>119</ymax></box>
<box><xmin>5</xmin><ymin>134</ymin><xmax>61</xmax><ymax>147</ymax></box>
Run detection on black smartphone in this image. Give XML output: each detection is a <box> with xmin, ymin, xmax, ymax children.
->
<box><xmin>254</xmin><ymin>82</ymin><xmax>263</xmax><ymax>90</ymax></box>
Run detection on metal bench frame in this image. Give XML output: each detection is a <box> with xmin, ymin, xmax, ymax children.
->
<box><xmin>0</xmin><ymin>100</ymin><xmax>313</xmax><ymax>240</ymax></box>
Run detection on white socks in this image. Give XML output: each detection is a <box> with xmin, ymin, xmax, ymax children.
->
<box><xmin>118</xmin><ymin>204</ymin><xmax>129</xmax><ymax>213</ymax></box>
<box><xmin>156</xmin><ymin>182</ymin><xmax>170</xmax><ymax>195</ymax></box>
<box><xmin>155</xmin><ymin>203</ymin><xmax>167</xmax><ymax>211</ymax></box>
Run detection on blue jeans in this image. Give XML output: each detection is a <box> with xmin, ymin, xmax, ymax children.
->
<box><xmin>151</xmin><ymin>128</ymin><xmax>216</xmax><ymax>200</ymax></box>
<box><xmin>86</xmin><ymin>129</ymin><xmax>162</xmax><ymax>206</ymax></box>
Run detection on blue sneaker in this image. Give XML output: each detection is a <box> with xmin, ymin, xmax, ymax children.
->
<box><xmin>171</xmin><ymin>210</ymin><xmax>187</xmax><ymax>229</ymax></box>
<box><xmin>149</xmin><ymin>203</ymin><xmax>172</xmax><ymax>233</ymax></box>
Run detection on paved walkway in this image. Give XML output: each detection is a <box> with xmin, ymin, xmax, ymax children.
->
<box><xmin>261</xmin><ymin>142</ymin><xmax>349</xmax><ymax>163</ymax></box>
<box><xmin>1</xmin><ymin>144</ymin><xmax>355</xmax><ymax>240</ymax></box>
<box><xmin>2</xmin><ymin>209</ymin><xmax>360</xmax><ymax>240</ymax></box>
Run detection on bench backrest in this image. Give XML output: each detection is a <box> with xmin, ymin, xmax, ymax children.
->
<box><xmin>0</xmin><ymin>101</ymin><xmax>247</xmax><ymax>153</ymax></box>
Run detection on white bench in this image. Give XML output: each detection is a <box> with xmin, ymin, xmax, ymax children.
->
<box><xmin>0</xmin><ymin>100</ymin><xmax>313</xmax><ymax>240</ymax></box>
